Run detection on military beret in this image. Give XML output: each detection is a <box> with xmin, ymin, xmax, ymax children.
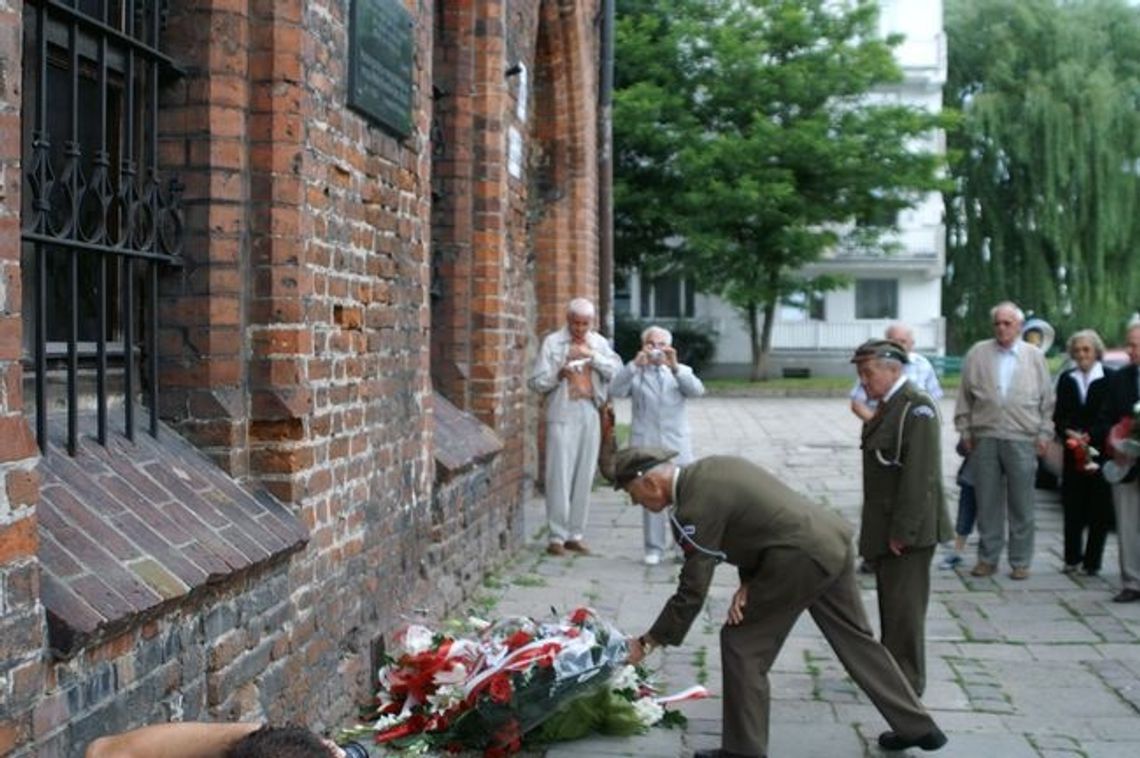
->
<box><xmin>850</xmin><ymin>339</ymin><xmax>909</xmax><ymax>365</ymax></box>
<box><xmin>611</xmin><ymin>446</ymin><xmax>679</xmax><ymax>490</ymax></box>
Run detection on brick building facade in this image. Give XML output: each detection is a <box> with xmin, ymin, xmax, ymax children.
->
<box><xmin>0</xmin><ymin>1</ymin><xmax>607</xmax><ymax>754</ymax></box>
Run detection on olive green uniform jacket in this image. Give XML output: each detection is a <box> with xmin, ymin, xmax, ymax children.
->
<box><xmin>644</xmin><ymin>455</ymin><xmax>939</xmax><ymax>756</ymax></box>
<box><xmin>647</xmin><ymin>456</ymin><xmax>854</xmax><ymax>646</ymax></box>
<box><xmin>859</xmin><ymin>380</ymin><xmax>953</xmax><ymax>561</ymax></box>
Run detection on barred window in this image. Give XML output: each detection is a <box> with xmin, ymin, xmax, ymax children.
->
<box><xmin>21</xmin><ymin>0</ymin><xmax>183</xmax><ymax>454</ymax></box>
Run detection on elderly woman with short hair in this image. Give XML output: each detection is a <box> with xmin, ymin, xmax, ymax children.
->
<box><xmin>1053</xmin><ymin>329</ymin><xmax>1116</xmax><ymax>575</ymax></box>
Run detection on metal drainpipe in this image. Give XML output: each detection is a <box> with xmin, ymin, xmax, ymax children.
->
<box><xmin>597</xmin><ymin>0</ymin><xmax>615</xmax><ymax>338</ymax></box>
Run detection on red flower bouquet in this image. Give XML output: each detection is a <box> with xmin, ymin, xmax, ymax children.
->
<box><xmin>342</xmin><ymin>607</ymin><xmax>705</xmax><ymax>756</ymax></box>
<box><xmin>1063</xmin><ymin>430</ymin><xmax>1101</xmax><ymax>474</ymax></box>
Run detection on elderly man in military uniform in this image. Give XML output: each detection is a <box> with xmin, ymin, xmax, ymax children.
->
<box><xmin>615</xmin><ymin>447</ymin><xmax>947</xmax><ymax>758</ymax></box>
<box><xmin>852</xmin><ymin>339</ymin><xmax>953</xmax><ymax>697</ymax></box>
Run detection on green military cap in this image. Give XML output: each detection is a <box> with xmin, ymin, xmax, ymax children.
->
<box><xmin>850</xmin><ymin>339</ymin><xmax>910</xmax><ymax>365</ymax></box>
<box><xmin>611</xmin><ymin>446</ymin><xmax>679</xmax><ymax>490</ymax></box>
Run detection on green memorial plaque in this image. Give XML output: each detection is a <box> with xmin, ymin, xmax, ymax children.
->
<box><xmin>348</xmin><ymin>0</ymin><xmax>414</xmax><ymax>137</ymax></box>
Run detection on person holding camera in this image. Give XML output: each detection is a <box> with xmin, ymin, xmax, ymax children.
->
<box><xmin>609</xmin><ymin>325</ymin><xmax>705</xmax><ymax>565</ymax></box>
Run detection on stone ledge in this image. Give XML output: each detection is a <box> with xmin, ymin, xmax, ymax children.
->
<box><xmin>431</xmin><ymin>391</ymin><xmax>503</xmax><ymax>479</ymax></box>
<box><xmin>35</xmin><ymin>417</ymin><xmax>308</xmax><ymax>658</ymax></box>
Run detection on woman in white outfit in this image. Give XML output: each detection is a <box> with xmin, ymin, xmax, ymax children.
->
<box><xmin>609</xmin><ymin>325</ymin><xmax>705</xmax><ymax>564</ymax></box>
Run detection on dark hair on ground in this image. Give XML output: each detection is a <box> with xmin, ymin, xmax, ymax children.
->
<box><xmin>224</xmin><ymin>724</ymin><xmax>332</xmax><ymax>758</ymax></box>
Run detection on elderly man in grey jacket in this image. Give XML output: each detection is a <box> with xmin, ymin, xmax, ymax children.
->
<box><xmin>610</xmin><ymin>325</ymin><xmax>706</xmax><ymax>564</ymax></box>
<box><xmin>954</xmin><ymin>301</ymin><xmax>1055</xmax><ymax>580</ymax></box>
<box><xmin>529</xmin><ymin>298</ymin><xmax>623</xmax><ymax>556</ymax></box>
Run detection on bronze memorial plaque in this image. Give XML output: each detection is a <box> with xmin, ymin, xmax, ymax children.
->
<box><xmin>348</xmin><ymin>0</ymin><xmax>414</xmax><ymax>137</ymax></box>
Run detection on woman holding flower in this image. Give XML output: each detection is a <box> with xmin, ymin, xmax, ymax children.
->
<box><xmin>1054</xmin><ymin>330</ymin><xmax>1115</xmax><ymax>576</ymax></box>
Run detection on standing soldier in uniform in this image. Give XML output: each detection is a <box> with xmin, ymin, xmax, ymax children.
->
<box><xmin>616</xmin><ymin>447</ymin><xmax>947</xmax><ymax>758</ymax></box>
<box><xmin>852</xmin><ymin>339</ymin><xmax>953</xmax><ymax>696</ymax></box>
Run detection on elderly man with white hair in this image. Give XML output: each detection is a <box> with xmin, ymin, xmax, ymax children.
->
<box><xmin>529</xmin><ymin>298</ymin><xmax>623</xmax><ymax>556</ymax></box>
<box><xmin>850</xmin><ymin>322</ymin><xmax>942</xmax><ymax>423</ymax></box>
<box><xmin>954</xmin><ymin>301</ymin><xmax>1055</xmax><ymax>580</ymax></box>
<box><xmin>609</xmin><ymin>324</ymin><xmax>706</xmax><ymax>565</ymax></box>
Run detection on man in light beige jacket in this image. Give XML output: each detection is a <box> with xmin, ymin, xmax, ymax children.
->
<box><xmin>954</xmin><ymin>301</ymin><xmax>1055</xmax><ymax>580</ymax></box>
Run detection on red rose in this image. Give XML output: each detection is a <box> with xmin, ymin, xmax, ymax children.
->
<box><xmin>569</xmin><ymin>607</ymin><xmax>591</xmax><ymax>625</ymax></box>
<box><xmin>504</xmin><ymin>629</ymin><xmax>532</xmax><ymax>650</ymax></box>
<box><xmin>488</xmin><ymin>674</ymin><xmax>513</xmax><ymax>704</ymax></box>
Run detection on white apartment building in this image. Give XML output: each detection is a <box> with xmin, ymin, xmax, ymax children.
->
<box><xmin>617</xmin><ymin>0</ymin><xmax>947</xmax><ymax>377</ymax></box>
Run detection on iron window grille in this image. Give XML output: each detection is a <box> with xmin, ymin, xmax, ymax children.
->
<box><xmin>21</xmin><ymin>0</ymin><xmax>184</xmax><ymax>455</ymax></box>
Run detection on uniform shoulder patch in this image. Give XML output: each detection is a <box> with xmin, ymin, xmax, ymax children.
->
<box><xmin>910</xmin><ymin>405</ymin><xmax>936</xmax><ymax>418</ymax></box>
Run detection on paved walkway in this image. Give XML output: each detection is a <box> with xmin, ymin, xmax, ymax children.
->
<box><xmin>445</xmin><ymin>397</ymin><xmax>1139</xmax><ymax>756</ymax></box>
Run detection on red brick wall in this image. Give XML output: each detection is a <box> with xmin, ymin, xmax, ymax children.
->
<box><xmin>432</xmin><ymin>0</ymin><xmax>601</xmax><ymax>495</ymax></box>
<box><xmin>0</xmin><ymin>0</ymin><xmax>604</xmax><ymax>753</ymax></box>
<box><xmin>0</xmin><ymin>0</ymin><xmax>45</xmax><ymax>753</ymax></box>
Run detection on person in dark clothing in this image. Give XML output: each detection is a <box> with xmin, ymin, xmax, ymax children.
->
<box><xmin>1054</xmin><ymin>330</ymin><xmax>1115</xmax><ymax>576</ymax></box>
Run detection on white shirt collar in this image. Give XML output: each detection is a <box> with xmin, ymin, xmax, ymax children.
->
<box><xmin>882</xmin><ymin>374</ymin><xmax>909</xmax><ymax>404</ymax></box>
<box><xmin>1072</xmin><ymin>361</ymin><xmax>1104</xmax><ymax>386</ymax></box>
<box><xmin>998</xmin><ymin>339</ymin><xmax>1021</xmax><ymax>355</ymax></box>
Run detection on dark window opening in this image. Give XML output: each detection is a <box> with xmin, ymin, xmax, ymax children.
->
<box><xmin>641</xmin><ymin>274</ymin><xmax>694</xmax><ymax>319</ymax></box>
<box><xmin>855</xmin><ymin>279</ymin><xmax>898</xmax><ymax>320</ymax></box>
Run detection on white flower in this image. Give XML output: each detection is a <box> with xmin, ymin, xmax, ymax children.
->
<box><xmin>631</xmin><ymin>696</ymin><xmax>664</xmax><ymax>727</ymax></box>
<box><xmin>467</xmin><ymin>615</ymin><xmax>492</xmax><ymax>631</ymax></box>
<box><xmin>433</xmin><ymin>662</ymin><xmax>469</xmax><ymax>685</ymax></box>
<box><xmin>427</xmin><ymin>683</ymin><xmax>466</xmax><ymax>712</ymax></box>
<box><xmin>1132</xmin><ymin>400</ymin><xmax>1140</xmax><ymax>415</ymax></box>
<box><xmin>610</xmin><ymin>665</ymin><xmax>640</xmax><ymax>692</ymax></box>
<box><xmin>399</xmin><ymin>624</ymin><xmax>435</xmax><ymax>655</ymax></box>
<box><xmin>371</xmin><ymin>712</ymin><xmax>406</xmax><ymax>731</ymax></box>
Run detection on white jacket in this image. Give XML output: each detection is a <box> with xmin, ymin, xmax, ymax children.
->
<box><xmin>529</xmin><ymin>327</ymin><xmax>622</xmax><ymax>421</ymax></box>
<box><xmin>609</xmin><ymin>360</ymin><xmax>705</xmax><ymax>463</ymax></box>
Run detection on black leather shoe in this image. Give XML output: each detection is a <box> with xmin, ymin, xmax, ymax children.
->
<box><xmin>878</xmin><ymin>727</ymin><xmax>948</xmax><ymax>751</ymax></box>
<box><xmin>1113</xmin><ymin>588</ymin><xmax>1140</xmax><ymax>603</ymax></box>
<box><xmin>692</xmin><ymin>750</ymin><xmax>763</xmax><ymax>758</ymax></box>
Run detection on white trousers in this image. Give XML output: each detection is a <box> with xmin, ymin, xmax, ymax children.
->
<box><xmin>544</xmin><ymin>400</ymin><xmax>600</xmax><ymax>543</ymax></box>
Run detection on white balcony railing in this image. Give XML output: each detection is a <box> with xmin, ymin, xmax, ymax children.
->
<box><xmin>770</xmin><ymin>319</ymin><xmax>945</xmax><ymax>354</ymax></box>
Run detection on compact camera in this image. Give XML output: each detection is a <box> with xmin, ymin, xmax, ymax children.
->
<box><xmin>648</xmin><ymin>348</ymin><xmax>665</xmax><ymax>363</ymax></box>
<box><xmin>339</xmin><ymin>742</ymin><xmax>373</xmax><ymax>758</ymax></box>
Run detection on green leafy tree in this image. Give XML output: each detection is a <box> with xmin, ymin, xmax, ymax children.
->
<box><xmin>944</xmin><ymin>0</ymin><xmax>1140</xmax><ymax>350</ymax></box>
<box><xmin>614</xmin><ymin>0</ymin><xmax>948</xmax><ymax>379</ymax></box>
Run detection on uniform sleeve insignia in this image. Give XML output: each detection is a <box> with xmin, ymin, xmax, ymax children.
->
<box><xmin>911</xmin><ymin>406</ymin><xmax>936</xmax><ymax>418</ymax></box>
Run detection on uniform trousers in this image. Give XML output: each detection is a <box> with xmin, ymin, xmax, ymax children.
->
<box><xmin>543</xmin><ymin>398</ymin><xmax>599</xmax><ymax>543</ymax></box>
<box><xmin>874</xmin><ymin>546</ymin><xmax>934</xmax><ymax>696</ymax></box>
<box><xmin>972</xmin><ymin>436</ymin><xmax>1037</xmax><ymax>568</ymax></box>
<box><xmin>720</xmin><ymin>547</ymin><xmax>936</xmax><ymax>757</ymax></box>
<box><xmin>1111</xmin><ymin>480</ymin><xmax>1140</xmax><ymax>592</ymax></box>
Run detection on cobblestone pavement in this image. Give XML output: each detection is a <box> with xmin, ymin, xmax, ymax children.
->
<box><xmin>436</xmin><ymin>397</ymin><xmax>1140</xmax><ymax>757</ymax></box>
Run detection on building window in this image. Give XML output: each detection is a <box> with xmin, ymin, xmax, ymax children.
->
<box><xmin>855</xmin><ymin>279</ymin><xmax>898</xmax><ymax>319</ymax></box>
<box><xmin>808</xmin><ymin>292</ymin><xmax>825</xmax><ymax>321</ymax></box>
<box><xmin>21</xmin><ymin>0</ymin><xmax>183</xmax><ymax>454</ymax></box>
<box><xmin>614</xmin><ymin>270</ymin><xmax>632</xmax><ymax>316</ymax></box>
<box><xmin>639</xmin><ymin>274</ymin><xmax>695</xmax><ymax>319</ymax></box>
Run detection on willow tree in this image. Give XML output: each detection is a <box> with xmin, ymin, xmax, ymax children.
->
<box><xmin>945</xmin><ymin>0</ymin><xmax>1140</xmax><ymax>349</ymax></box>
<box><xmin>615</xmin><ymin>0</ymin><xmax>947</xmax><ymax>379</ymax></box>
